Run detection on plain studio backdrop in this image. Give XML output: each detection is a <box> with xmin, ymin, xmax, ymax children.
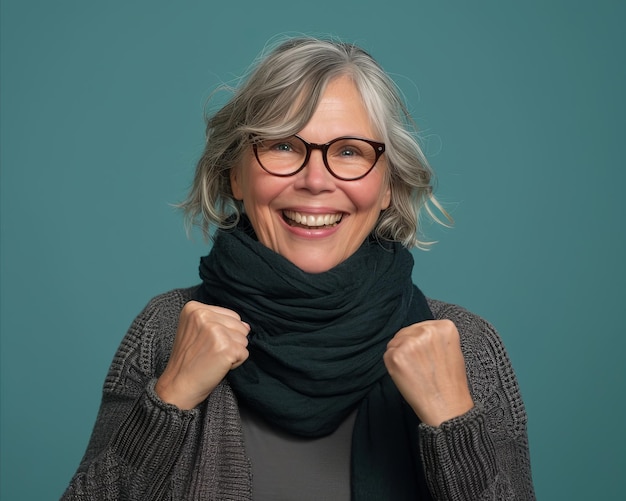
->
<box><xmin>1</xmin><ymin>1</ymin><xmax>624</xmax><ymax>499</ymax></box>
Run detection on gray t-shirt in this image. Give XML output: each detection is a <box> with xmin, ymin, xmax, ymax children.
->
<box><xmin>240</xmin><ymin>404</ymin><xmax>357</xmax><ymax>501</ymax></box>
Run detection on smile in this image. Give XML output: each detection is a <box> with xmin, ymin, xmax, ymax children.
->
<box><xmin>282</xmin><ymin>210</ymin><xmax>343</xmax><ymax>228</ymax></box>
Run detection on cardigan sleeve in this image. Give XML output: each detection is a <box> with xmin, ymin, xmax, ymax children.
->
<box><xmin>61</xmin><ymin>288</ymin><xmax>201</xmax><ymax>501</ymax></box>
<box><xmin>421</xmin><ymin>300</ymin><xmax>535</xmax><ymax>500</ymax></box>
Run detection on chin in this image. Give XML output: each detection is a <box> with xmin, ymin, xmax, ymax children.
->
<box><xmin>287</xmin><ymin>254</ymin><xmax>343</xmax><ymax>274</ymax></box>
<box><xmin>292</xmin><ymin>260</ymin><xmax>337</xmax><ymax>274</ymax></box>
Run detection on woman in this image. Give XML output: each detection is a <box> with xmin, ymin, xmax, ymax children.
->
<box><xmin>62</xmin><ymin>37</ymin><xmax>534</xmax><ymax>500</ymax></box>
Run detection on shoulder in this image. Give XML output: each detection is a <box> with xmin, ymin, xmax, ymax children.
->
<box><xmin>104</xmin><ymin>286</ymin><xmax>199</xmax><ymax>394</ymax></box>
<box><xmin>427</xmin><ymin>298</ymin><xmax>528</xmax><ymax>438</ymax></box>
<box><xmin>129</xmin><ymin>286</ymin><xmax>199</xmax><ymax>358</ymax></box>
<box><xmin>428</xmin><ymin>298</ymin><xmax>493</xmax><ymax>335</ymax></box>
<box><xmin>427</xmin><ymin>298</ymin><xmax>505</xmax><ymax>358</ymax></box>
<box><xmin>139</xmin><ymin>286</ymin><xmax>198</xmax><ymax>325</ymax></box>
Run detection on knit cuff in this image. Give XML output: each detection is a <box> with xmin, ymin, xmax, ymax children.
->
<box><xmin>419</xmin><ymin>405</ymin><xmax>498</xmax><ymax>500</ymax></box>
<box><xmin>110</xmin><ymin>379</ymin><xmax>198</xmax><ymax>482</ymax></box>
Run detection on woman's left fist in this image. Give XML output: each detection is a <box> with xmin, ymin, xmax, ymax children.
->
<box><xmin>384</xmin><ymin>319</ymin><xmax>474</xmax><ymax>426</ymax></box>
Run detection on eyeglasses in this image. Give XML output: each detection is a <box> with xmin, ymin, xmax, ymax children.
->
<box><xmin>252</xmin><ymin>135</ymin><xmax>386</xmax><ymax>181</ymax></box>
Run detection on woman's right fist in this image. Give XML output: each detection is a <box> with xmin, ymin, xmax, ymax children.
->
<box><xmin>155</xmin><ymin>301</ymin><xmax>250</xmax><ymax>410</ymax></box>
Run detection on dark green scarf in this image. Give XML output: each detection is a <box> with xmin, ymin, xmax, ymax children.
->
<box><xmin>195</xmin><ymin>217</ymin><xmax>432</xmax><ymax>499</ymax></box>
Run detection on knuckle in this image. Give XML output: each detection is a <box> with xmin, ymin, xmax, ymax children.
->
<box><xmin>438</xmin><ymin>318</ymin><xmax>457</xmax><ymax>331</ymax></box>
<box><xmin>189</xmin><ymin>308</ymin><xmax>217</xmax><ymax>328</ymax></box>
<box><xmin>439</xmin><ymin>319</ymin><xmax>459</xmax><ymax>341</ymax></box>
<box><xmin>441</xmin><ymin>318</ymin><xmax>454</xmax><ymax>326</ymax></box>
<box><xmin>383</xmin><ymin>350</ymin><xmax>397</xmax><ymax>370</ymax></box>
<box><xmin>181</xmin><ymin>302</ymin><xmax>212</xmax><ymax>324</ymax></box>
<box><xmin>209</xmin><ymin>334</ymin><xmax>232</xmax><ymax>356</ymax></box>
<box><xmin>181</xmin><ymin>301</ymin><xmax>199</xmax><ymax>315</ymax></box>
<box><xmin>385</xmin><ymin>345</ymin><xmax>407</xmax><ymax>366</ymax></box>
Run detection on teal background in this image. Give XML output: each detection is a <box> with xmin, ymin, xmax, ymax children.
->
<box><xmin>1</xmin><ymin>0</ymin><xmax>624</xmax><ymax>499</ymax></box>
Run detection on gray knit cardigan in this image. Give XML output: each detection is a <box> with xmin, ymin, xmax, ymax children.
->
<box><xmin>61</xmin><ymin>287</ymin><xmax>535</xmax><ymax>500</ymax></box>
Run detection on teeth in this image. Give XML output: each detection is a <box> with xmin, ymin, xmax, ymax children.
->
<box><xmin>283</xmin><ymin>210</ymin><xmax>342</xmax><ymax>227</ymax></box>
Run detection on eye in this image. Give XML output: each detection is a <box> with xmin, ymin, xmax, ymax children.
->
<box><xmin>269</xmin><ymin>141</ymin><xmax>291</xmax><ymax>152</ymax></box>
<box><xmin>260</xmin><ymin>138</ymin><xmax>302</xmax><ymax>154</ymax></box>
<box><xmin>339</xmin><ymin>146</ymin><xmax>361</xmax><ymax>157</ymax></box>
<box><xmin>332</xmin><ymin>139</ymin><xmax>367</xmax><ymax>158</ymax></box>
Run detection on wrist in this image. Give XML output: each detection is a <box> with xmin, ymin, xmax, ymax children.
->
<box><xmin>414</xmin><ymin>394</ymin><xmax>475</xmax><ymax>427</ymax></box>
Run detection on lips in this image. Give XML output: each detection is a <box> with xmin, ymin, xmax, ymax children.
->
<box><xmin>282</xmin><ymin>210</ymin><xmax>343</xmax><ymax>228</ymax></box>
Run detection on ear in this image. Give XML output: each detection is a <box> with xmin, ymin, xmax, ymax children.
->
<box><xmin>230</xmin><ymin>166</ymin><xmax>244</xmax><ymax>201</ymax></box>
<box><xmin>380</xmin><ymin>184</ymin><xmax>391</xmax><ymax>210</ymax></box>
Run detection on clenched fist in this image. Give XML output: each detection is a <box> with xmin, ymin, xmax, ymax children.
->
<box><xmin>384</xmin><ymin>319</ymin><xmax>474</xmax><ymax>426</ymax></box>
<box><xmin>155</xmin><ymin>301</ymin><xmax>250</xmax><ymax>410</ymax></box>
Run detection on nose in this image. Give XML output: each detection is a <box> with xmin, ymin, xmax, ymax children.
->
<box><xmin>293</xmin><ymin>149</ymin><xmax>336</xmax><ymax>193</ymax></box>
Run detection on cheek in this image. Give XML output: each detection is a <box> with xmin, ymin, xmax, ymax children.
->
<box><xmin>351</xmin><ymin>176</ymin><xmax>391</xmax><ymax>213</ymax></box>
<box><xmin>244</xmin><ymin>178</ymin><xmax>281</xmax><ymax>208</ymax></box>
<box><xmin>236</xmin><ymin>171</ymin><xmax>289</xmax><ymax>218</ymax></box>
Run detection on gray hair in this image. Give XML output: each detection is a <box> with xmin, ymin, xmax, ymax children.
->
<box><xmin>181</xmin><ymin>36</ymin><xmax>449</xmax><ymax>248</ymax></box>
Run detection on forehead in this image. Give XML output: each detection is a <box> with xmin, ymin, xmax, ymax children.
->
<box><xmin>296</xmin><ymin>76</ymin><xmax>378</xmax><ymax>140</ymax></box>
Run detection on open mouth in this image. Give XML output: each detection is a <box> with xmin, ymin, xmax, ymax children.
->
<box><xmin>282</xmin><ymin>210</ymin><xmax>343</xmax><ymax>229</ymax></box>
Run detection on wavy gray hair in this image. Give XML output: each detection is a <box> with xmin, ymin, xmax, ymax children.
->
<box><xmin>181</xmin><ymin>36</ymin><xmax>449</xmax><ymax>248</ymax></box>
